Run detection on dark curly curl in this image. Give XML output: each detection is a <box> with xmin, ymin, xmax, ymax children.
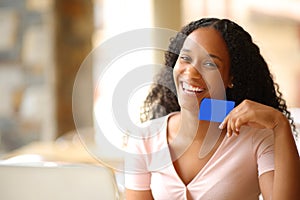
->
<box><xmin>140</xmin><ymin>18</ymin><xmax>296</xmax><ymax>133</ymax></box>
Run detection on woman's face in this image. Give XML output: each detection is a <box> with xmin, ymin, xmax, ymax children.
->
<box><xmin>173</xmin><ymin>27</ymin><xmax>231</xmax><ymax>112</ymax></box>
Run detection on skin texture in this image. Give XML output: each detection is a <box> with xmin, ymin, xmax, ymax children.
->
<box><xmin>127</xmin><ymin>18</ymin><xmax>300</xmax><ymax>200</ymax></box>
<box><xmin>220</xmin><ymin>100</ymin><xmax>300</xmax><ymax>200</ymax></box>
<box><xmin>141</xmin><ymin>18</ymin><xmax>296</xmax><ymax>131</ymax></box>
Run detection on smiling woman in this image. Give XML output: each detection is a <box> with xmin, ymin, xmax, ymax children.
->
<box><xmin>125</xmin><ymin>18</ymin><xmax>300</xmax><ymax>200</ymax></box>
<box><xmin>174</xmin><ymin>28</ymin><xmax>231</xmax><ymax>111</ymax></box>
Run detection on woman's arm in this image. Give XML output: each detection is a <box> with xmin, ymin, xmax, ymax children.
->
<box><xmin>125</xmin><ymin>189</ymin><xmax>154</xmax><ymax>200</ymax></box>
<box><xmin>220</xmin><ymin>100</ymin><xmax>300</xmax><ymax>199</ymax></box>
<box><xmin>267</xmin><ymin>117</ymin><xmax>300</xmax><ymax>199</ymax></box>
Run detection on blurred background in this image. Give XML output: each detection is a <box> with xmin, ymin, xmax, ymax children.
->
<box><xmin>0</xmin><ymin>0</ymin><xmax>299</xmax><ymax>156</ymax></box>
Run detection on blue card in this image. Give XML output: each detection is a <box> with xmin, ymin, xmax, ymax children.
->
<box><xmin>199</xmin><ymin>98</ymin><xmax>235</xmax><ymax>122</ymax></box>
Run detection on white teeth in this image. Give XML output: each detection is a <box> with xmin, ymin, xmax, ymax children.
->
<box><xmin>182</xmin><ymin>82</ymin><xmax>204</xmax><ymax>92</ymax></box>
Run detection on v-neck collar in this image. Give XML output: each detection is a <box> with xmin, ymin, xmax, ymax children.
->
<box><xmin>163</xmin><ymin>112</ymin><xmax>228</xmax><ymax>187</ymax></box>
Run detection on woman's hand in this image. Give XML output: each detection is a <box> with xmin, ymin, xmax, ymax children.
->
<box><xmin>219</xmin><ymin>99</ymin><xmax>300</xmax><ymax>199</ymax></box>
<box><xmin>219</xmin><ymin>99</ymin><xmax>287</xmax><ymax>136</ymax></box>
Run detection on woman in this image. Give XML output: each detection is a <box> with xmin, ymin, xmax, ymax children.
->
<box><xmin>125</xmin><ymin>18</ymin><xmax>300</xmax><ymax>200</ymax></box>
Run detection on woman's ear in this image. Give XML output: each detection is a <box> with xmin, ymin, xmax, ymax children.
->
<box><xmin>227</xmin><ymin>76</ymin><xmax>234</xmax><ymax>88</ymax></box>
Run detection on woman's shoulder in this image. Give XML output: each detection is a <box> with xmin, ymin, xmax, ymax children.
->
<box><xmin>238</xmin><ymin>126</ymin><xmax>273</xmax><ymax>142</ymax></box>
<box><xmin>127</xmin><ymin>113</ymin><xmax>177</xmax><ymax>146</ymax></box>
<box><xmin>137</xmin><ymin>112</ymin><xmax>179</xmax><ymax>137</ymax></box>
<box><xmin>237</xmin><ymin>126</ymin><xmax>274</xmax><ymax>153</ymax></box>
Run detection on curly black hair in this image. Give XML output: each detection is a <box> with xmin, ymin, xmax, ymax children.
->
<box><xmin>140</xmin><ymin>18</ymin><xmax>296</xmax><ymax>133</ymax></box>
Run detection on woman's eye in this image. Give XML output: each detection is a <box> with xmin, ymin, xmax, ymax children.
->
<box><xmin>179</xmin><ymin>55</ymin><xmax>191</xmax><ymax>62</ymax></box>
<box><xmin>202</xmin><ymin>61</ymin><xmax>217</xmax><ymax>68</ymax></box>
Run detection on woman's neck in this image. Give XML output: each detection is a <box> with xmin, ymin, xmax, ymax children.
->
<box><xmin>179</xmin><ymin>108</ymin><xmax>212</xmax><ymax>140</ymax></box>
<box><xmin>167</xmin><ymin>108</ymin><xmax>224</xmax><ymax>160</ymax></box>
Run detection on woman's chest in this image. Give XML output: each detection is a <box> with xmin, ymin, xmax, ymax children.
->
<box><xmin>149</xmin><ymin>138</ymin><xmax>260</xmax><ymax>200</ymax></box>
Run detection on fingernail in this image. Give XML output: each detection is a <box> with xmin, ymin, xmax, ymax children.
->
<box><xmin>226</xmin><ymin>132</ymin><xmax>230</xmax><ymax>137</ymax></box>
<box><xmin>219</xmin><ymin>123</ymin><xmax>224</xmax><ymax>129</ymax></box>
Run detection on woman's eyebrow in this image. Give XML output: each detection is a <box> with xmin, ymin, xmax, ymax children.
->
<box><xmin>180</xmin><ymin>48</ymin><xmax>191</xmax><ymax>53</ymax></box>
<box><xmin>180</xmin><ymin>48</ymin><xmax>223</xmax><ymax>62</ymax></box>
<box><xmin>209</xmin><ymin>54</ymin><xmax>223</xmax><ymax>62</ymax></box>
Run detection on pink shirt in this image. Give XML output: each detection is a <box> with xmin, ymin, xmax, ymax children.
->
<box><xmin>125</xmin><ymin>113</ymin><xmax>274</xmax><ymax>200</ymax></box>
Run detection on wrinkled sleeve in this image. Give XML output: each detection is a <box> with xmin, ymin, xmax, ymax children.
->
<box><xmin>124</xmin><ymin>136</ymin><xmax>151</xmax><ymax>190</ymax></box>
<box><xmin>253</xmin><ymin>129</ymin><xmax>275</xmax><ymax>177</ymax></box>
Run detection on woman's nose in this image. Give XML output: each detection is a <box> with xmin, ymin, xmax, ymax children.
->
<box><xmin>182</xmin><ymin>64</ymin><xmax>203</xmax><ymax>79</ymax></box>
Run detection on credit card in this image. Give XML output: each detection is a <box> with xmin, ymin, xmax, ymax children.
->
<box><xmin>199</xmin><ymin>98</ymin><xmax>235</xmax><ymax>122</ymax></box>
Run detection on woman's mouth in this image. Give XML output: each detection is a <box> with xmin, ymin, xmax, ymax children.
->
<box><xmin>181</xmin><ymin>81</ymin><xmax>205</xmax><ymax>94</ymax></box>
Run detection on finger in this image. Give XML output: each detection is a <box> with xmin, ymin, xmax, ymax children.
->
<box><xmin>219</xmin><ymin>116</ymin><xmax>228</xmax><ymax>129</ymax></box>
<box><xmin>219</xmin><ymin>107</ymin><xmax>236</xmax><ymax>130</ymax></box>
<box><xmin>227</xmin><ymin>117</ymin><xmax>233</xmax><ymax>137</ymax></box>
<box><xmin>230</xmin><ymin>116</ymin><xmax>238</xmax><ymax>136</ymax></box>
<box><xmin>228</xmin><ymin>111</ymin><xmax>245</xmax><ymax>136</ymax></box>
<box><xmin>234</xmin><ymin>115</ymin><xmax>248</xmax><ymax>132</ymax></box>
<box><xmin>231</xmin><ymin>105</ymin><xmax>250</xmax><ymax>134</ymax></box>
